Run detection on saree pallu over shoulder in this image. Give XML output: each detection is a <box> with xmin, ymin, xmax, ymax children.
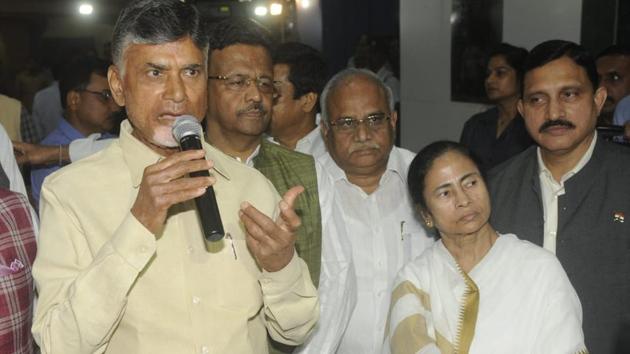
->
<box><xmin>384</xmin><ymin>234</ymin><xmax>588</xmax><ymax>354</ymax></box>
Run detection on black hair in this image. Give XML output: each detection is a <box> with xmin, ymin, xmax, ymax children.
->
<box><xmin>207</xmin><ymin>17</ymin><xmax>273</xmax><ymax>54</ymax></box>
<box><xmin>522</xmin><ymin>40</ymin><xmax>598</xmax><ymax>94</ymax></box>
<box><xmin>273</xmin><ymin>42</ymin><xmax>327</xmax><ymax>111</ymax></box>
<box><xmin>487</xmin><ymin>43</ymin><xmax>529</xmax><ymax>88</ymax></box>
<box><xmin>59</xmin><ymin>56</ymin><xmax>110</xmax><ymax>109</ymax></box>
<box><xmin>408</xmin><ymin>141</ymin><xmax>481</xmax><ymax>211</ymax></box>
<box><xmin>596</xmin><ymin>44</ymin><xmax>630</xmax><ymax>59</ymax></box>
<box><xmin>111</xmin><ymin>0</ymin><xmax>208</xmax><ymax>67</ymax></box>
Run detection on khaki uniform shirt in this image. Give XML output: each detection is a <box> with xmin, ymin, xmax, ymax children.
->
<box><xmin>32</xmin><ymin>120</ymin><xmax>319</xmax><ymax>354</ymax></box>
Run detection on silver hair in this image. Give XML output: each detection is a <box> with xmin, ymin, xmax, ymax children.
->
<box><xmin>320</xmin><ymin>68</ymin><xmax>395</xmax><ymax>124</ymax></box>
<box><xmin>111</xmin><ymin>0</ymin><xmax>209</xmax><ymax>74</ymax></box>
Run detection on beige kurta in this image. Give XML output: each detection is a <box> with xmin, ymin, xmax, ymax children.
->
<box><xmin>32</xmin><ymin>120</ymin><xmax>319</xmax><ymax>354</ymax></box>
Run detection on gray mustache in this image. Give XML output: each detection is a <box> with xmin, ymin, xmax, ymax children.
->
<box><xmin>349</xmin><ymin>142</ymin><xmax>381</xmax><ymax>154</ymax></box>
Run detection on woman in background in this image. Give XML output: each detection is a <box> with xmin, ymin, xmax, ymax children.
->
<box><xmin>384</xmin><ymin>141</ymin><xmax>586</xmax><ymax>354</ymax></box>
<box><xmin>460</xmin><ymin>43</ymin><xmax>533</xmax><ymax>171</ymax></box>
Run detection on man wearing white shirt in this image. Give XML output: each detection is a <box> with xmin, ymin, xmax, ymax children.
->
<box><xmin>488</xmin><ymin>40</ymin><xmax>630</xmax><ymax>354</ymax></box>
<box><xmin>31</xmin><ymin>81</ymin><xmax>63</xmax><ymax>139</ymax></box>
<box><xmin>269</xmin><ymin>42</ymin><xmax>328</xmax><ymax>158</ymax></box>
<box><xmin>318</xmin><ymin>68</ymin><xmax>432</xmax><ymax>353</ymax></box>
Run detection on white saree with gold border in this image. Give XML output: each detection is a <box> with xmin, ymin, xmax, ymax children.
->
<box><xmin>384</xmin><ymin>234</ymin><xmax>587</xmax><ymax>354</ymax></box>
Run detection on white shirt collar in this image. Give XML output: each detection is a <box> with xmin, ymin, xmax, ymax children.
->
<box><xmin>234</xmin><ymin>144</ymin><xmax>261</xmax><ymax>168</ymax></box>
<box><xmin>297</xmin><ymin>126</ymin><xmax>321</xmax><ymax>146</ymax></box>
<box><xmin>537</xmin><ymin>132</ymin><xmax>597</xmax><ymax>184</ymax></box>
<box><xmin>324</xmin><ymin>146</ymin><xmax>407</xmax><ymax>186</ymax></box>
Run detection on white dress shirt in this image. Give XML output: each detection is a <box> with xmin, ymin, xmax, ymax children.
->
<box><xmin>376</xmin><ymin>65</ymin><xmax>400</xmax><ymax>104</ymax></box>
<box><xmin>267</xmin><ymin>125</ymin><xmax>328</xmax><ymax>159</ymax></box>
<box><xmin>538</xmin><ymin>133</ymin><xmax>596</xmax><ymax>254</ymax></box>
<box><xmin>31</xmin><ymin>81</ymin><xmax>63</xmax><ymax>139</ymax></box>
<box><xmin>294</xmin><ymin>126</ymin><xmax>327</xmax><ymax>158</ymax></box>
<box><xmin>318</xmin><ymin>146</ymin><xmax>434</xmax><ymax>354</ymax></box>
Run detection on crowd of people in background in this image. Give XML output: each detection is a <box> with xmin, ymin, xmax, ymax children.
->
<box><xmin>0</xmin><ymin>0</ymin><xmax>629</xmax><ymax>353</ymax></box>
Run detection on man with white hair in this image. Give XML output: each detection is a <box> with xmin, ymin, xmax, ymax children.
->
<box><xmin>316</xmin><ymin>68</ymin><xmax>433</xmax><ymax>353</ymax></box>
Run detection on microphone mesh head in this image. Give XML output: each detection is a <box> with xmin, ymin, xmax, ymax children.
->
<box><xmin>172</xmin><ymin>115</ymin><xmax>203</xmax><ymax>142</ymax></box>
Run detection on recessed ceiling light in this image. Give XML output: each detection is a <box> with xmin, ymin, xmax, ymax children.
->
<box><xmin>79</xmin><ymin>3</ymin><xmax>93</xmax><ymax>15</ymax></box>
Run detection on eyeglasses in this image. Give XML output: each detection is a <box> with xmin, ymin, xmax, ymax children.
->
<box><xmin>208</xmin><ymin>74</ymin><xmax>275</xmax><ymax>94</ymax></box>
<box><xmin>81</xmin><ymin>89</ymin><xmax>114</xmax><ymax>102</ymax></box>
<box><xmin>328</xmin><ymin>113</ymin><xmax>391</xmax><ymax>133</ymax></box>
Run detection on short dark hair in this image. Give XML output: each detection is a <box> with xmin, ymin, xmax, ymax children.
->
<box><xmin>488</xmin><ymin>43</ymin><xmax>528</xmax><ymax>88</ymax></box>
<box><xmin>59</xmin><ymin>57</ymin><xmax>110</xmax><ymax>109</ymax></box>
<box><xmin>522</xmin><ymin>40</ymin><xmax>599</xmax><ymax>94</ymax></box>
<box><xmin>111</xmin><ymin>0</ymin><xmax>208</xmax><ymax>69</ymax></box>
<box><xmin>273</xmin><ymin>42</ymin><xmax>327</xmax><ymax>111</ymax></box>
<box><xmin>207</xmin><ymin>18</ymin><xmax>273</xmax><ymax>54</ymax></box>
<box><xmin>408</xmin><ymin>141</ymin><xmax>481</xmax><ymax>211</ymax></box>
<box><xmin>596</xmin><ymin>44</ymin><xmax>630</xmax><ymax>59</ymax></box>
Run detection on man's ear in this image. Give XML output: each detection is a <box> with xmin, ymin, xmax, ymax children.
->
<box><xmin>66</xmin><ymin>90</ymin><xmax>81</xmax><ymax>112</ymax></box>
<box><xmin>321</xmin><ymin>118</ymin><xmax>330</xmax><ymax>138</ymax></box>
<box><xmin>108</xmin><ymin>65</ymin><xmax>126</xmax><ymax>107</ymax></box>
<box><xmin>300</xmin><ymin>92</ymin><xmax>318</xmax><ymax>113</ymax></box>
<box><xmin>517</xmin><ymin>98</ymin><xmax>524</xmax><ymax>117</ymax></box>
<box><xmin>593</xmin><ymin>86</ymin><xmax>607</xmax><ymax>116</ymax></box>
<box><xmin>390</xmin><ymin>109</ymin><xmax>398</xmax><ymax>129</ymax></box>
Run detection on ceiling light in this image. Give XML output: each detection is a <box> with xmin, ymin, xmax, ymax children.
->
<box><xmin>78</xmin><ymin>3</ymin><xmax>93</xmax><ymax>15</ymax></box>
<box><xmin>254</xmin><ymin>6</ymin><xmax>268</xmax><ymax>16</ymax></box>
<box><xmin>299</xmin><ymin>0</ymin><xmax>310</xmax><ymax>9</ymax></box>
<box><xmin>270</xmin><ymin>3</ymin><xmax>282</xmax><ymax>15</ymax></box>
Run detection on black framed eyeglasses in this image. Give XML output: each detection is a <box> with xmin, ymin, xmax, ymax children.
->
<box><xmin>81</xmin><ymin>89</ymin><xmax>114</xmax><ymax>102</ymax></box>
<box><xmin>208</xmin><ymin>74</ymin><xmax>275</xmax><ymax>94</ymax></box>
<box><xmin>328</xmin><ymin>113</ymin><xmax>391</xmax><ymax>133</ymax></box>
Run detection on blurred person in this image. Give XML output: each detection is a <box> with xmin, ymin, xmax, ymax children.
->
<box><xmin>14</xmin><ymin>58</ymin><xmax>52</xmax><ymax>113</ymax></box>
<box><xmin>31</xmin><ymin>1</ymin><xmax>318</xmax><ymax>353</ymax></box>
<box><xmin>385</xmin><ymin>141</ymin><xmax>586</xmax><ymax>353</ymax></box>
<box><xmin>30</xmin><ymin>57</ymin><xmax>119</xmax><ymax>207</ymax></box>
<box><xmin>601</xmin><ymin>46</ymin><xmax>630</xmax><ymax>140</ymax></box>
<box><xmin>596</xmin><ymin>45</ymin><xmax>630</xmax><ymax>125</ymax></box>
<box><xmin>205</xmin><ymin>19</ymin><xmax>327</xmax><ymax>354</ymax></box>
<box><xmin>0</xmin><ymin>94</ymin><xmax>21</xmax><ymax>142</ymax></box>
<box><xmin>31</xmin><ymin>76</ymin><xmax>63</xmax><ymax>140</ymax></box>
<box><xmin>460</xmin><ymin>43</ymin><xmax>534</xmax><ymax>171</ymax></box>
<box><xmin>612</xmin><ymin>95</ymin><xmax>630</xmax><ymax>140</ymax></box>
<box><xmin>270</xmin><ymin>42</ymin><xmax>328</xmax><ymax>158</ymax></box>
<box><xmin>0</xmin><ymin>188</ymin><xmax>38</xmax><ymax>354</ymax></box>
<box><xmin>318</xmin><ymin>68</ymin><xmax>433</xmax><ymax>353</ymax></box>
<box><xmin>353</xmin><ymin>38</ymin><xmax>400</xmax><ymax>104</ymax></box>
<box><xmin>0</xmin><ymin>124</ymin><xmax>27</xmax><ymax>196</ymax></box>
<box><xmin>488</xmin><ymin>40</ymin><xmax>630</xmax><ymax>354</ymax></box>
<box><xmin>0</xmin><ymin>93</ymin><xmax>40</xmax><ymax>145</ymax></box>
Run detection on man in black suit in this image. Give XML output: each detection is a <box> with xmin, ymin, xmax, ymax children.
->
<box><xmin>488</xmin><ymin>40</ymin><xmax>630</xmax><ymax>354</ymax></box>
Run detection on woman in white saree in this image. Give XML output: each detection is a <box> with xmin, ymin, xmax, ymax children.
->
<box><xmin>384</xmin><ymin>141</ymin><xmax>587</xmax><ymax>354</ymax></box>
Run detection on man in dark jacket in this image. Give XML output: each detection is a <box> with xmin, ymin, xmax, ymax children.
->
<box><xmin>488</xmin><ymin>40</ymin><xmax>630</xmax><ymax>354</ymax></box>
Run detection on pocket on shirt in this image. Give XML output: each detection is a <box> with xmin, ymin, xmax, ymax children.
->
<box><xmin>214</xmin><ymin>239</ymin><xmax>263</xmax><ymax>315</ymax></box>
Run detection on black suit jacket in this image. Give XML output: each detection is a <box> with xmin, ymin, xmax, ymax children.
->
<box><xmin>487</xmin><ymin>138</ymin><xmax>630</xmax><ymax>354</ymax></box>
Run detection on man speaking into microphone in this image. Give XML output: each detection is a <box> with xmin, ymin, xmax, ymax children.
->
<box><xmin>31</xmin><ymin>1</ymin><xmax>319</xmax><ymax>353</ymax></box>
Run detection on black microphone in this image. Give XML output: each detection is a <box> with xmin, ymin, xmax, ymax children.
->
<box><xmin>172</xmin><ymin>115</ymin><xmax>225</xmax><ymax>242</ymax></box>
